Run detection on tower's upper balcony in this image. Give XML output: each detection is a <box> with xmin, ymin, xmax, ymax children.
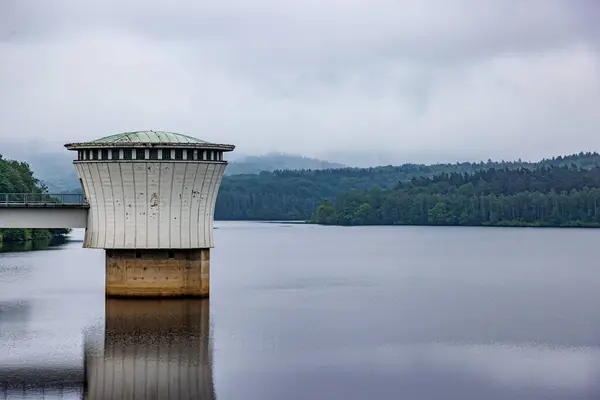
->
<box><xmin>64</xmin><ymin>130</ymin><xmax>235</xmax><ymax>163</ymax></box>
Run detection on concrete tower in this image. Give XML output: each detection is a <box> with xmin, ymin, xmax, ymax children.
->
<box><xmin>65</xmin><ymin>131</ymin><xmax>234</xmax><ymax>297</ymax></box>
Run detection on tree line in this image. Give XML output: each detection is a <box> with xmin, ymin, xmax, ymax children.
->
<box><xmin>215</xmin><ymin>152</ymin><xmax>600</xmax><ymax>221</ymax></box>
<box><xmin>0</xmin><ymin>154</ymin><xmax>70</xmax><ymax>243</ymax></box>
<box><xmin>310</xmin><ymin>164</ymin><xmax>600</xmax><ymax>227</ymax></box>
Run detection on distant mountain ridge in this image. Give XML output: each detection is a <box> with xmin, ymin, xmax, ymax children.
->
<box><xmin>225</xmin><ymin>152</ymin><xmax>347</xmax><ymax>175</ymax></box>
<box><xmin>0</xmin><ymin>149</ymin><xmax>348</xmax><ymax>192</ymax></box>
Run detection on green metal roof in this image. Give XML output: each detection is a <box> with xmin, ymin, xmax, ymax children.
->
<box><xmin>64</xmin><ymin>130</ymin><xmax>235</xmax><ymax>151</ymax></box>
<box><xmin>90</xmin><ymin>130</ymin><xmax>208</xmax><ymax>144</ymax></box>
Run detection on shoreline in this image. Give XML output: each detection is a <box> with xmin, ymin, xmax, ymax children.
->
<box><xmin>306</xmin><ymin>221</ymin><xmax>600</xmax><ymax>228</ymax></box>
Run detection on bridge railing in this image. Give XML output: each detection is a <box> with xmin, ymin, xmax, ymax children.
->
<box><xmin>0</xmin><ymin>193</ymin><xmax>88</xmax><ymax>206</ymax></box>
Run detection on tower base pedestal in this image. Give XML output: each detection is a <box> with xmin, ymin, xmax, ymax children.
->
<box><xmin>105</xmin><ymin>249</ymin><xmax>210</xmax><ymax>297</ymax></box>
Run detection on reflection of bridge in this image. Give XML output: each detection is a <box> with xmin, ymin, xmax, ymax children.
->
<box><xmin>0</xmin><ymin>299</ymin><xmax>214</xmax><ymax>399</ymax></box>
<box><xmin>0</xmin><ymin>368</ymin><xmax>83</xmax><ymax>397</ymax></box>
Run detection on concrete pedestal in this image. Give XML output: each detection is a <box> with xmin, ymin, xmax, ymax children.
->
<box><xmin>105</xmin><ymin>249</ymin><xmax>210</xmax><ymax>297</ymax></box>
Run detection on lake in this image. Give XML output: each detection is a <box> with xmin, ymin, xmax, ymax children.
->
<box><xmin>1</xmin><ymin>222</ymin><xmax>600</xmax><ymax>399</ymax></box>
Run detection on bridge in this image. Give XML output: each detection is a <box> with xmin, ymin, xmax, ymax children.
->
<box><xmin>0</xmin><ymin>367</ymin><xmax>84</xmax><ymax>398</ymax></box>
<box><xmin>0</xmin><ymin>193</ymin><xmax>89</xmax><ymax>229</ymax></box>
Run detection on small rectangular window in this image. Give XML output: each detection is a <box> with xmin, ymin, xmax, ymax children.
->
<box><xmin>136</xmin><ymin>149</ymin><xmax>145</xmax><ymax>160</ymax></box>
<box><xmin>175</xmin><ymin>149</ymin><xmax>184</xmax><ymax>160</ymax></box>
<box><xmin>101</xmin><ymin>149</ymin><xmax>109</xmax><ymax>160</ymax></box>
<box><xmin>123</xmin><ymin>149</ymin><xmax>133</xmax><ymax>160</ymax></box>
<box><xmin>186</xmin><ymin>149</ymin><xmax>194</xmax><ymax>160</ymax></box>
<box><xmin>162</xmin><ymin>149</ymin><xmax>172</xmax><ymax>160</ymax></box>
<box><xmin>92</xmin><ymin>149</ymin><xmax>98</xmax><ymax>160</ymax></box>
<box><xmin>149</xmin><ymin>149</ymin><xmax>158</xmax><ymax>160</ymax></box>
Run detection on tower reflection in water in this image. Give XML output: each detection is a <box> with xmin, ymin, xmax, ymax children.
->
<box><xmin>85</xmin><ymin>298</ymin><xmax>214</xmax><ymax>400</ymax></box>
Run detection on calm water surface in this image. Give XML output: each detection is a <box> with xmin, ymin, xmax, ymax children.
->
<box><xmin>1</xmin><ymin>222</ymin><xmax>600</xmax><ymax>399</ymax></box>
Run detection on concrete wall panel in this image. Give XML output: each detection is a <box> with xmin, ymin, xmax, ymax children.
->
<box><xmin>75</xmin><ymin>161</ymin><xmax>226</xmax><ymax>249</ymax></box>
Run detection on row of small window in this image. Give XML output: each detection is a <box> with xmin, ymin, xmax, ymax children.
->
<box><xmin>77</xmin><ymin>148</ymin><xmax>224</xmax><ymax>162</ymax></box>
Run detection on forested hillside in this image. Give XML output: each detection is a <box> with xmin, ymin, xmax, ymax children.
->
<box><xmin>0</xmin><ymin>155</ymin><xmax>70</xmax><ymax>243</ymax></box>
<box><xmin>311</xmin><ymin>165</ymin><xmax>600</xmax><ymax>227</ymax></box>
<box><xmin>215</xmin><ymin>152</ymin><xmax>600</xmax><ymax>221</ymax></box>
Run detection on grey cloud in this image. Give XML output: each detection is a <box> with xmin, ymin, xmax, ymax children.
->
<box><xmin>4</xmin><ymin>1</ymin><xmax>592</xmax><ymax>57</ymax></box>
<box><xmin>1</xmin><ymin>0</ymin><xmax>599</xmax><ymax>163</ymax></box>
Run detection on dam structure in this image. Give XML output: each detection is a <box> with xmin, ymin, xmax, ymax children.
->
<box><xmin>64</xmin><ymin>130</ymin><xmax>235</xmax><ymax>297</ymax></box>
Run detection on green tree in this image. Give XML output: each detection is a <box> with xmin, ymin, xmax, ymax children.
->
<box><xmin>308</xmin><ymin>165</ymin><xmax>600</xmax><ymax>228</ymax></box>
<box><xmin>0</xmin><ymin>154</ymin><xmax>71</xmax><ymax>244</ymax></box>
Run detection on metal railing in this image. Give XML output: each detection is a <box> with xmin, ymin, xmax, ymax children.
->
<box><xmin>0</xmin><ymin>193</ymin><xmax>88</xmax><ymax>206</ymax></box>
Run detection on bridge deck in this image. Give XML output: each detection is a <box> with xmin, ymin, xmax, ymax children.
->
<box><xmin>0</xmin><ymin>194</ymin><xmax>89</xmax><ymax>228</ymax></box>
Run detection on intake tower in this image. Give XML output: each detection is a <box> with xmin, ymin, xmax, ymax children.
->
<box><xmin>65</xmin><ymin>130</ymin><xmax>234</xmax><ymax>297</ymax></box>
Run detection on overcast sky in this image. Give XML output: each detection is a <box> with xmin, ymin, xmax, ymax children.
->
<box><xmin>1</xmin><ymin>0</ymin><xmax>599</xmax><ymax>164</ymax></box>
